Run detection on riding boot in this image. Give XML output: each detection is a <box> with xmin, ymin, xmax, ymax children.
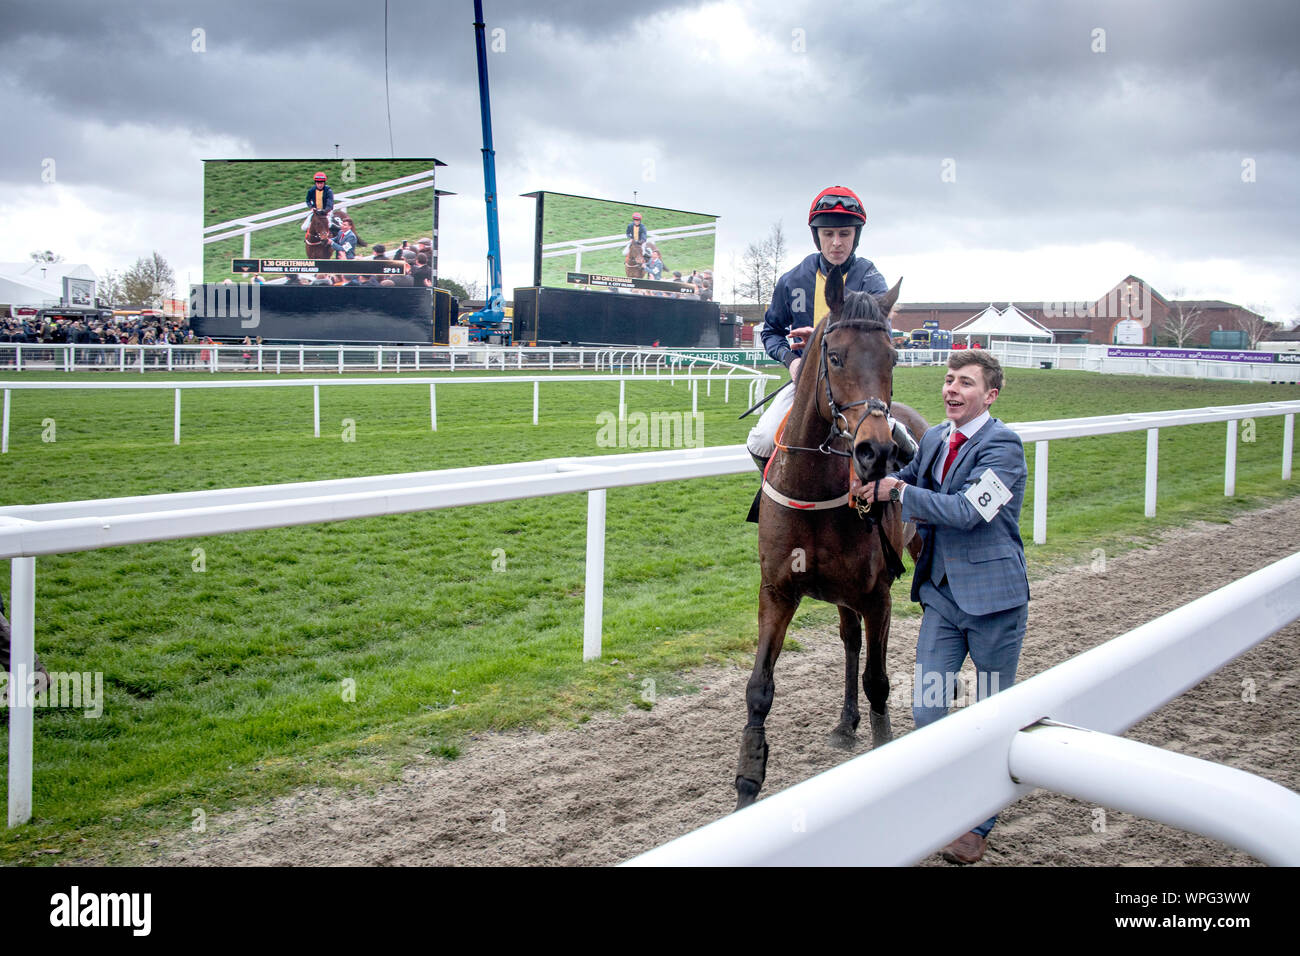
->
<box><xmin>746</xmin><ymin>453</ymin><xmax>770</xmax><ymax>523</ymax></box>
<box><xmin>890</xmin><ymin>418</ymin><xmax>919</xmax><ymax>465</ymax></box>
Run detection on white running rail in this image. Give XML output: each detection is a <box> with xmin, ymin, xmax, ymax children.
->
<box><xmin>625</xmin><ymin>550</ymin><xmax>1300</xmax><ymax>866</ymax></box>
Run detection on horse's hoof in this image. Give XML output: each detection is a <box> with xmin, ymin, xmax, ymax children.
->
<box><xmin>734</xmin><ymin>776</ymin><xmax>761</xmax><ymax>811</ymax></box>
<box><xmin>827</xmin><ymin>726</ymin><xmax>856</xmax><ymax>749</ymax></box>
<box><xmin>869</xmin><ymin>708</ymin><xmax>893</xmax><ymax>746</ymax></box>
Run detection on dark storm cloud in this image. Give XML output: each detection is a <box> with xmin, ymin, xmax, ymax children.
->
<box><xmin>2</xmin><ymin>0</ymin><xmax>1296</xmax><ymax>309</ymax></box>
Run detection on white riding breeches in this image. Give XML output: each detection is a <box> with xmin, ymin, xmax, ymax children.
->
<box><xmin>746</xmin><ymin>381</ymin><xmax>796</xmax><ymax>458</ymax></box>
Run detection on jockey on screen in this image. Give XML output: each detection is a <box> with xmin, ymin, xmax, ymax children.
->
<box><xmin>626</xmin><ymin>211</ymin><xmax>650</xmax><ymax>245</ymax></box>
<box><xmin>303</xmin><ymin>172</ymin><xmax>336</xmax><ymax>229</ymax></box>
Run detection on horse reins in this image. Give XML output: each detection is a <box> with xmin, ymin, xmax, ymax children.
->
<box><xmin>767</xmin><ymin>319</ymin><xmax>908</xmax><ymax>581</ymax></box>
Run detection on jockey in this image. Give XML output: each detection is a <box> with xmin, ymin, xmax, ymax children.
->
<box><xmin>746</xmin><ymin>185</ymin><xmax>917</xmax><ymax>483</ymax></box>
<box><xmin>305</xmin><ymin>172</ymin><xmax>335</xmax><ymax>216</ymax></box>
<box><xmin>626</xmin><ymin>211</ymin><xmax>650</xmax><ymax>245</ymax></box>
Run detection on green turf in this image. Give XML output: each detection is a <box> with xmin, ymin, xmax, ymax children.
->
<box><xmin>0</xmin><ymin>367</ymin><xmax>1297</xmax><ymax>863</ymax></box>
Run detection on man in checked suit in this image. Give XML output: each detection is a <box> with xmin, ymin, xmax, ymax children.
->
<box><xmin>862</xmin><ymin>349</ymin><xmax>1029</xmax><ymax>865</ymax></box>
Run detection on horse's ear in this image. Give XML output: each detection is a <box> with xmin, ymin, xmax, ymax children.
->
<box><xmin>875</xmin><ymin>277</ymin><xmax>902</xmax><ymax>318</ymax></box>
<box><xmin>825</xmin><ymin>265</ymin><xmax>845</xmax><ymax>314</ymax></box>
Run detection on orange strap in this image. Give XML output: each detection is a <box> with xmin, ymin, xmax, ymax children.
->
<box><xmin>770</xmin><ymin>408</ymin><xmax>794</xmax><ymax>456</ymax></box>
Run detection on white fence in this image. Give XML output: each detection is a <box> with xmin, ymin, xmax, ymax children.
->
<box><xmin>626</xmin><ymin>549</ymin><xmax>1300</xmax><ymax>866</ymax></box>
<box><xmin>0</xmin><ymin>343</ymin><xmax>766</xmax><ymax>376</ymax></box>
<box><xmin>0</xmin><ymin>365</ymin><xmax>777</xmax><ymax>454</ymax></box>
<box><xmin>992</xmin><ymin>342</ymin><xmax>1300</xmax><ymax>383</ymax></box>
<box><xmin>2</xmin><ymin>400</ymin><xmax>1297</xmax><ymax>827</ymax></box>
<box><xmin>7</xmin><ymin>341</ymin><xmax>1298</xmax><ymax>386</ymax></box>
<box><xmin>1015</xmin><ymin>401</ymin><xmax>1298</xmax><ymax>543</ymax></box>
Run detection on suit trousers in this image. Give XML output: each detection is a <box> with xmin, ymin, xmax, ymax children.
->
<box><xmin>913</xmin><ymin>577</ymin><xmax>1027</xmax><ymax>837</ymax></box>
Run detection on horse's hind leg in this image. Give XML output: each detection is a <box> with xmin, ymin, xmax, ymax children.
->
<box><xmin>829</xmin><ymin>606</ymin><xmax>862</xmax><ymax>749</ymax></box>
<box><xmin>735</xmin><ymin>586</ymin><xmax>798</xmax><ymax>811</ymax></box>
<box><xmin>862</xmin><ymin>594</ymin><xmax>894</xmax><ymax>747</ymax></box>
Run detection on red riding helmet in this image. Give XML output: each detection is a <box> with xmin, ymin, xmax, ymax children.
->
<box><xmin>632</xmin><ymin>212</ymin><xmax>642</xmax><ymax>220</ymax></box>
<box><xmin>808</xmin><ymin>186</ymin><xmax>866</xmax><ymax>252</ymax></box>
<box><xmin>314</xmin><ymin>172</ymin><xmax>327</xmax><ymax>183</ymax></box>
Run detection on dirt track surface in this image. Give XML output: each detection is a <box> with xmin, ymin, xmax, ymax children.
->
<box><xmin>158</xmin><ymin>500</ymin><xmax>1300</xmax><ymax>867</ymax></box>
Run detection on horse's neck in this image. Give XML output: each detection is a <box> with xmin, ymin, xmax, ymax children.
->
<box><xmin>774</xmin><ymin>376</ymin><xmax>849</xmax><ymax>494</ymax></box>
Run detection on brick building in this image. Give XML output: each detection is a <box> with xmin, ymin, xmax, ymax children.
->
<box><xmin>726</xmin><ymin>274</ymin><xmax>1266</xmax><ymax>349</ymax></box>
<box><xmin>893</xmin><ymin>276</ymin><xmax>1265</xmax><ymax>347</ymax></box>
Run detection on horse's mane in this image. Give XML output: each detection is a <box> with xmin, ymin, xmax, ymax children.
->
<box><xmin>826</xmin><ymin>287</ymin><xmax>891</xmax><ymax>335</ymax></box>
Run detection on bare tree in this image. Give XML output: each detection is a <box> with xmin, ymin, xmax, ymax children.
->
<box><xmin>739</xmin><ymin>221</ymin><xmax>789</xmax><ymax>307</ymax></box>
<box><xmin>1160</xmin><ymin>288</ymin><xmax>1206</xmax><ymax>347</ymax></box>
<box><xmin>1239</xmin><ymin>304</ymin><xmax>1277</xmax><ymax>349</ymax></box>
<box><xmin>29</xmin><ymin>250</ymin><xmax>64</xmax><ymax>264</ymax></box>
<box><xmin>739</xmin><ymin>240</ymin><xmax>773</xmax><ymax>306</ymax></box>
<box><xmin>98</xmin><ymin>268</ymin><xmax>126</xmax><ymax>308</ymax></box>
<box><xmin>121</xmin><ymin>252</ymin><xmax>176</xmax><ymax>308</ymax></box>
<box><xmin>767</xmin><ymin>220</ymin><xmax>788</xmax><ymax>289</ymax></box>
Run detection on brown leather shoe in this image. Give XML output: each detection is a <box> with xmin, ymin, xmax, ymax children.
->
<box><xmin>941</xmin><ymin>830</ymin><xmax>987</xmax><ymax>865</ymax></box>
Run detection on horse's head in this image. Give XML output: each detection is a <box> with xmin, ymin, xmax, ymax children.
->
<box><xmin>308</xmin><ymin>210</ymin><xmax>332</xmax><ymax>241</ymax></box>
<box><xmin>814</xmin><ymin>267</ymin><xmax>903</xmax><ymax>482</ymax></box>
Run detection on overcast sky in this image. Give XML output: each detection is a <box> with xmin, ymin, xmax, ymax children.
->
<box><xmin>3</xmin><ymin>0</ymin><xmax>1297</xmax><ymax>318</ymax></box>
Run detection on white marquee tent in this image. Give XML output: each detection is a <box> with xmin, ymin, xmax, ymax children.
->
<box><xmin>0</xmin><ymin>261</ymin><xmax>98</xmax><ymax>310</ymax></box>
<box><xmin>952</xmin><ymin>304</ymin><xmax>1054</xmax><ymax>344</ymax></box>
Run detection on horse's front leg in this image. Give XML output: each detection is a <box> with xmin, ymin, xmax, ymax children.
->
<box><xmin>829</xmin><ymin>606</ymin><xmax>862</xmax><ymax>749</ymax></box>
<box><xmin>861</xmin><ymin>588</ymin><xmax>894</xmax><ymax>747</ymax></box>
<box><xmin>735</xmin><ymin>584</ymin><xmax>798</xmax><ymax>811</ymax></box>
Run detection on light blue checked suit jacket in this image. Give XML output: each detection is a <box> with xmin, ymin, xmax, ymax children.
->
<box><xmin>892</xmin><ymin>417</ymin><xmax>1029</xmax><ymax>617</ymax></box>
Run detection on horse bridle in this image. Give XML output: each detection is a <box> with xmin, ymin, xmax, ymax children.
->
<box><xmin>308</xmin><ymin>213</ymin><xmax>331</xmax><ymax>243</ymax></box>
<box><xmin>778</xmin><ymin>320</ymin><xmax>893</xmax><ymax>459</ymax></box>
<box><xmin>764</xmin><ymin>319</ymin><xmax>906</xmax><ymax>577</ymax></box>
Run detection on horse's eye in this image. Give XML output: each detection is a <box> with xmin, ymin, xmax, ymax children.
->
<box><xmin>828</xmin><ymin>352</ymin><xmax>843</xmax><ymax>368</ymax></box>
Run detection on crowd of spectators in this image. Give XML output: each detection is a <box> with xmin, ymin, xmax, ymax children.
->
<box><xmin>1</xmin><ymin>314</ymin><xmax>197</xmax><ymax>365</ymax></box>
<box><xmin>249</xmin><ymin>228</ymin><xmax>439</xmax><ymax>288</ymax></box>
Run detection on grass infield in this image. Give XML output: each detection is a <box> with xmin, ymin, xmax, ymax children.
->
<box><xmin>0</xmin><ymin>367</ymin><xmax>1297</xmax><ymax>862</ymax></box>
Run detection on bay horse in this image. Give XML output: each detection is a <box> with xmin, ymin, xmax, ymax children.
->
<box><xmin>735</xmin><ymin>268</ymin><xmax>928</xmax><ymax>809</ymax></box>
<box><xmin>305</xmin><ymin>209</ymin><xmax>334</xmax><ymax>259</ymax></box>
<box><xmin>624</xmin><ymin>239</ymin><xmax>646</xmax><ymax>279</ymax></box>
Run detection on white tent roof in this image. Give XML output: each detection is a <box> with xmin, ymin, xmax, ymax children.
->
<box><xmin>0</xmin><ymin>262</ymin><xmax>98</xmax><ymax>307</ymax></box>
<box><xmin>952</xmin><ymin>303</ymin><xmax>1053</xmax><ymax>340</ymax></box>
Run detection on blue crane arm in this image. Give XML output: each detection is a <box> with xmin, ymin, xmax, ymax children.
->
<box><xmin>470</xmin><ymin>0</ymin><xmax>505</xmax><ymax>328</ymax></box>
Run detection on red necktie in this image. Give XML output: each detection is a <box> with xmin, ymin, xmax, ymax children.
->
<box><xmin>941</xmin><ymin>431</ymin><xmax>968</xmax><ymax>482</ymax></box>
